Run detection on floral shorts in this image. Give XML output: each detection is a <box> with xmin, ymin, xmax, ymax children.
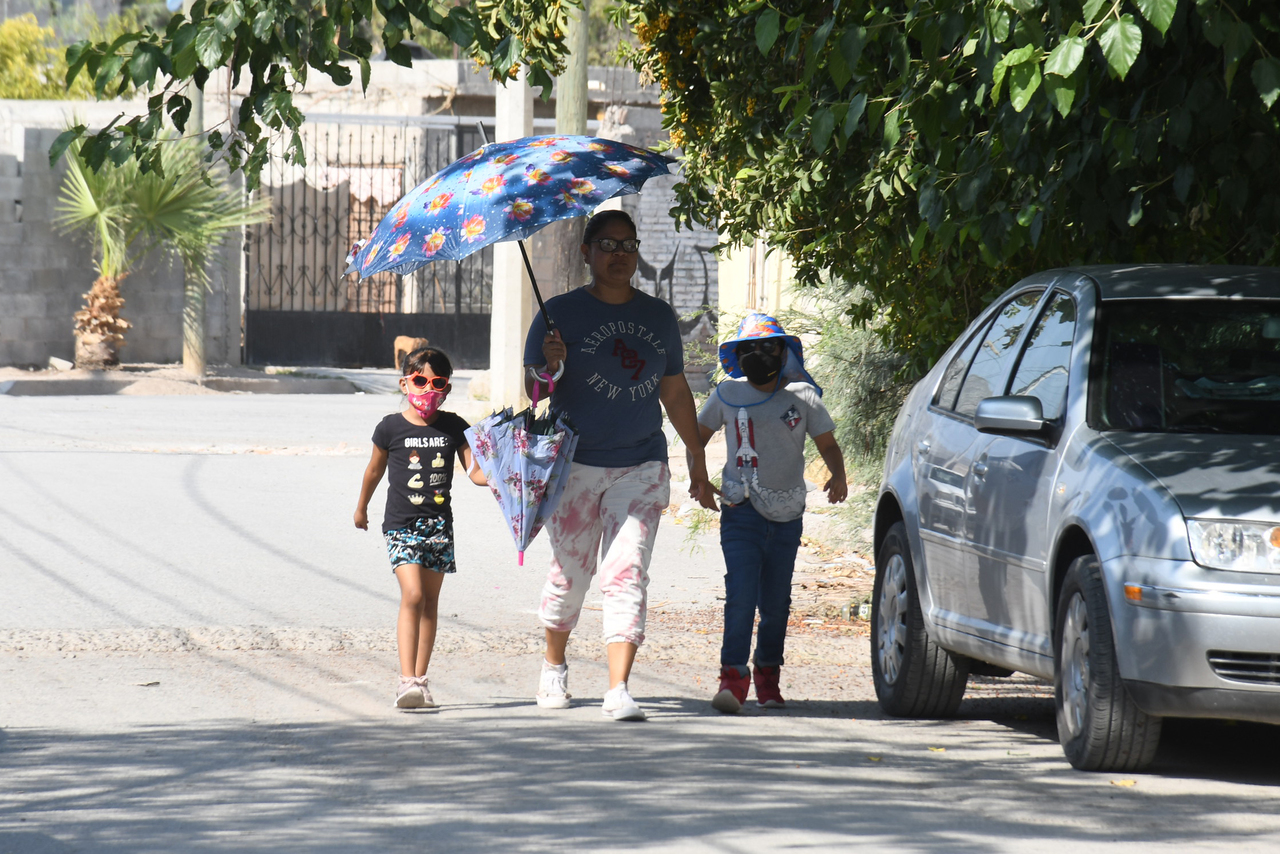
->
<box><xmin>384</xmin><ymin>516</ymin><xmax>457</xmax><ymax>574</ymax></box>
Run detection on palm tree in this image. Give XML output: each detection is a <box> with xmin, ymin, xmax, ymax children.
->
<box><xmin>55</xmin><ymin>137</ymin><xmax>271</xmax><ymax>370</ymax></box>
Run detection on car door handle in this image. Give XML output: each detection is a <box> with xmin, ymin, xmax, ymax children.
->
<box><xmin>973</xmin><ymin>461</ymin><xmax>989</xmax><ymax>477</ymax></box>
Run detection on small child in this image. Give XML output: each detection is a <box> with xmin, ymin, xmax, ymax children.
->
<box><xmin>354</xmin><ymin>347</ymin><xmax>487</xmax><ymax>709</ymax></box>
<box><xmin>692</xmin><ymin>314</ymin><xmax>848</xmax><ymax>713</ymax></box>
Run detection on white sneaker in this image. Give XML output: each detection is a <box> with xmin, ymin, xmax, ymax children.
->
<box><xmin>602</xmin><ymin>681</ymin><xmax>646</xmax><ymax>722</ymax></box>
<box><xmin>416</xmin><ymin>675</ymin><xmax>437</xmax><ymax>709</ymax></box>
<box><xmin>536</xmin><ymin>661</ymin><xmax>571</xmax><ymax>709</ymax></box>
<box><xmin>395</xmin><ymin>676</ymin><xmax>425</xmax><ymax>709</ymax></box>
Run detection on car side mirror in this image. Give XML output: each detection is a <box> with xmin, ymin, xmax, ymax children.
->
<box><xmin>974</xmin><ymin>395</ymin><xmax>1047</xmax><ymax>436</ymax></box>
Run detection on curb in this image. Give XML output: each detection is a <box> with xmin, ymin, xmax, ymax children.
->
<box><xmin>0</xmin><ymin>376</ymin><xmax>362</xmax><ymax>396</ymax></box>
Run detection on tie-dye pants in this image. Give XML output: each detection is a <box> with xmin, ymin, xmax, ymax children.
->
<box><xmin>538</xmin><ymin>460</ymin><xmax>671</xmax><ymax>646</ymax></box>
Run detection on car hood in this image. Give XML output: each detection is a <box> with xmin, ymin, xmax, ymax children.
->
<box><xmin>1105</xmin><ymin>432</ymin><xmax>1280</xmax><ymax>521</ymax></box>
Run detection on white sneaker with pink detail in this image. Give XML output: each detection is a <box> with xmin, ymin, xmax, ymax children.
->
<box><xmin>537</xmin><ymin>660</ymin><xmax>572</xmax><ymax>709</ymax></box>
<box><xmin>602</xmin><ymin>681</ymin><xmax>645</xmax><ymax>722</ymax></box>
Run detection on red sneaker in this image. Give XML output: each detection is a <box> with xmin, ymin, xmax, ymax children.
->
<box><xmin>753</xmin><ymin>665</ymin><xmax>786</xmax><ymax>708</ymax></box>
<box><xmin>710</xmin><ymin>666</ymin><xmax>750</xmax><ymax>714</ymax></box>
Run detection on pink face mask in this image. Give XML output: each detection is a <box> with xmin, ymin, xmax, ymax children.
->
<box><xmin>406</xmin><ymin>388</ymin><xmax>445</xmax><ymax>420</ymax></box>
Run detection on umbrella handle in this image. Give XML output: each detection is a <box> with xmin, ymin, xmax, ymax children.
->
<box><xmin>531</xmin><ymin>369</ymin><xmax>557</xmax><ymax>409</ymax></box>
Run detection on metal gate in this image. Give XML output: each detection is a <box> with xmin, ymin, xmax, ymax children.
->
<box><xmin>244</xmin><ymin>116</ymin><xmax>494</xmax><ymax>368</ymax></box>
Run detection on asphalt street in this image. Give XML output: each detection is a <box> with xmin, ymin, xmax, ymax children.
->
<box><xmin>4</xmin><ymin>392</ymin><xmax>1280</xmax><ymax>853</ymax></box>
<box><xmin>0</xmin><ymin>394</ymin><xmax>725</xmax><ymax>633</ymax></box>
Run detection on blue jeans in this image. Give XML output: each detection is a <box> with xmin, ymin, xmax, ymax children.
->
<box><xmin>719</xmin><ymin>501</ymin><xmax>803</xmax><ymax>674</ymax></box>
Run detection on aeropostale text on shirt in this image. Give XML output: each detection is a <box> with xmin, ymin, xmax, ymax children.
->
<box><xmin>579</xmin><ymin>321</ymin><xmax>667</xmax><ymax>356</ymax></box>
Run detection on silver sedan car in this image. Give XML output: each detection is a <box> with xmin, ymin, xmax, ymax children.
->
<box><xmin>872</xmin><ymin>265</ymin><xmax>1280</xmax><ymax>771</ymax></box>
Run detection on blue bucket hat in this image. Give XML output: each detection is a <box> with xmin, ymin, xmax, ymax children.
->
<box><xmin>718</xmin><ymin>313</ymin><xmax>822</xmax><ymax>396</ymax></box>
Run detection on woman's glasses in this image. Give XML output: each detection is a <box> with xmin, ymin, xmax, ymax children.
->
<box><xmin>589</xmin><ymin>237</ymin><xmax>641</xmax><ymax>253</ymax></box>
<box><xmin>736</xmin><ymin>339</ymin><xmax>783</xmax><ymax>357</ymax></box>
<box><xmin>406</xmin><ymin>374</ymin><xmax>449</xmax><ymax>391</ymax></box>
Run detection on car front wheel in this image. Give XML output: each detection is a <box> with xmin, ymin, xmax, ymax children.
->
<box><xmin>1055</xmin><ymin>554</ymin><xmax>1162</xmax><ymax>771</ymax></box>
<box><xmin>871</xmin><ymin>521</ymin><xmax>969</xmax><ymax>717</ymax></box>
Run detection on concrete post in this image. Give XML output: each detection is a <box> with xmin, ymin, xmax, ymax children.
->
<box><xmin>488</xmin><ymin>69</ymin><xmax>535</xmax><ymax>409</ymax></box>
<box><xmin>544</xmin><ymin>0</ymin><xmax>590</xmax><ymax>298</ymax></box>
<box><xmin>182</xmin><ymin>0</ymin><xmax>207</xmax><ymax>376</ymax></box>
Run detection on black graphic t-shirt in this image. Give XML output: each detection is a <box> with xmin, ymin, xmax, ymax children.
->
<box><xmin>372</xmin><ymin>411</ymin><xmax>470</xmax><ymax>533</ymax></box>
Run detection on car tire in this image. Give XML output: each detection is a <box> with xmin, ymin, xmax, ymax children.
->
<box><xmin>1055</xmin><ymin>554</ymin><xmax>1162</xmax><ymax>771</ymax></box>
<box><xmin>871</xmin><ymin>521</ymin><xmax>970</xmax><ymax>717</ymax></box>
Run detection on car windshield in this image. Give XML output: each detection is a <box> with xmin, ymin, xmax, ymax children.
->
<box><xmin>1093</xmin><ymin>299</ymin><xmax>1280</xmax><ymax>435</ymax></box>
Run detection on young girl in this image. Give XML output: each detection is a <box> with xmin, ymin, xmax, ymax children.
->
<box><xmin>354</xmin><ymin>347</ymin><xmax>487</xmax><ymax>709</ymax></box>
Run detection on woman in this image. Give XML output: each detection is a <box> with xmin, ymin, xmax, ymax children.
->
<box><xmin>523</xmin><ymin>209</ymin><xmax>717</xmax><ymax>721</ymax></box>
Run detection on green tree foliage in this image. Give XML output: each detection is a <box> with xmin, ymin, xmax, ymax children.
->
<box><xmin>586</xmin><ymin>1</ymin><xmax>636</xmax><ymax>65</ymax></box>
<box><xmin>0</xmin><ymin>15</ymin><xmax>69</xmax><ymax>99</ymax></box>
<box><xmin>0</xmin><ymin>13</ymin><xmax>120</xmax><ymax>99</ymax></box>
<box><xmin>620</xmin><ymin>1</ymin><xmax>1280</xmax><ymax>374</ymax></box>
<box><xmin>780</xmin><ymin>284</ymin><xmax>909</xmax><ymax>464</ymax></box>
<box><xmin>52</xmin><ymin>0</ymin><xmax>1280</xmax><ymax>374</ymax></box>
<box><xmin>52</xmin><ymin>0</ymin><xmax>581</xmax><ymax>187</ymax></box>
<box><xmin>1</xmin><ymin>9</ymin><xmax>169</xmax><ymax>100</ymax></box>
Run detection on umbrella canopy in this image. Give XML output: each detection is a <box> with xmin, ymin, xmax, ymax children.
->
<box><xmin>345</xmin><ymin>135</ymin><xmax>673</xmax><ymax>280</ymax></box>
<box><xmin>465</xmin><ymin>406</ymin><xmax>579</xmax><ymax>566</ymax></box>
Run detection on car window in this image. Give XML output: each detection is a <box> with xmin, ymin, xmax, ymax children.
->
<box><xmin>1093</xmin><ymin>298</ymin><xmax>1280</xmax><ymax>435</ymax></box>
<box><xmin>1008</xmin><ymin>292</ymin><xmax>1077</xmax><ymax>420</ymax></box>
<box><xmin>934</xmin><ymin>319</ymin><xmax>993</xmax><ymax>410</ymax></box>
<box><xmin>954</xmin><ymin>290</ymin><xmax>1043</xmax><ymax>417</ymax></box>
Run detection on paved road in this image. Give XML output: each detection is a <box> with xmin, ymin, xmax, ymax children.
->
<box><xmin>0</xmin><ymin>394</ymin><xmax>725</xmax><ymax>633</ymax></box>
<box><xmin>4</xmin><ymin>393</ymin><xmax>1280</xmax><ymax>853</ymax></box>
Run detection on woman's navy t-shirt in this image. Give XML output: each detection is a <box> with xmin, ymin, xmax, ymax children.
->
<box><xmin>371</xmin><ymin>410</ymin><xmax>470</xmax><ymax>533</ymax></box>
<box><xmin>523</xmin><ymin>287</ymin><xmax>684</xmax><ymax>467</ymax></box>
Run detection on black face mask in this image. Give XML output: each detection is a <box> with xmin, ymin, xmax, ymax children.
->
<box><xmin>739</xmin><ymin>350</ymin><xmax>782</xmax><ymax>386</ymax></box>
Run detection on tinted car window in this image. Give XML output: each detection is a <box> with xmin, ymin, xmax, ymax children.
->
<box><xmin>934</xmin><ymin>319</ymin><xmax>993</xmax><ymax>410</ymax></box>
<box><xmin>1094</xmin><ymin>299</ymin><xmax>1280</xmax><ymax>435</ymax></box>
<box><xmin>1009</xmin><ymin>293</ymin><xmax>1077</xmax><ymax>420</ymax></box>
<box><xmin>955</xmin><ymin>290</ymin><xmax>1043</xmax><ymax>417</ymax></box>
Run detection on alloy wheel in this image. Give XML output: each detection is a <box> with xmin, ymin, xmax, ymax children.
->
<box><xmin>877</xmin><ymin>553</ymin><xmax>909</xmax><ymax>685</ymax></box>
<box><xmin>1061</xmin><ymin>592</ymin><xmax>1091</xmax><ymax>739</ymax></box>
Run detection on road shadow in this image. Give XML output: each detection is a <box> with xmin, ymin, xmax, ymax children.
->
<box><xmin>1150</xmin><ymin>718</ymin><xmax>1280</xmax><ymax>784</ymax></box>
<box><xmin>952</xmin><ymin>675</ymin><xmax>1280</xmax><ymax>784</ymax></box>
<box><xmin>5</xmin><ymin>697</ymin><xmax>1280</xmax><ymax>853</ymax></box>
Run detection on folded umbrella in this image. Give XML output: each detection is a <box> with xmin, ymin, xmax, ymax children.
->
<box><xmin>465</xmin><ymin>404</ymin><xmax>578</xmax><ymax>566</ymax></box>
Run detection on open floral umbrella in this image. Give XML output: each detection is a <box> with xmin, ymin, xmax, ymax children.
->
<box><xmin>344</xmin><ymin>133</ymin><xmax>673</xmax><ymax>330</ymax></box>
<box><xmin>465</xmin><ymin>404</ymin><xmax>578</xmax><ymax>566</ymax></box>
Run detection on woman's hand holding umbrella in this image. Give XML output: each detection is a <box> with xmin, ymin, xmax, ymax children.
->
<box><xmin>541</xmin><ymin>330</ymin><xmax>566</xmax><ymax>373</ymax></box>
<box><xmin>525</xmin><ymin>330</ymin><xmax>566</xmax><ymax>402</ymax></box>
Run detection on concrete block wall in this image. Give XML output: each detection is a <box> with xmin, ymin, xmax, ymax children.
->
<box><xmin>0</xmin><ymin>100</ymin><xmax>245</xmax><ymax>368</ymax></box>
<box><xmin>0</xmin><ymin>124</ymin><xmax>90</xmax><ymax>366</ymax></box>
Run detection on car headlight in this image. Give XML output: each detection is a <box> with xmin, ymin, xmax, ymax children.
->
<box><xmin>1187</xmin><ymin>519</ymin><xmax>1280</xmax><ymax>573</ymax></box>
